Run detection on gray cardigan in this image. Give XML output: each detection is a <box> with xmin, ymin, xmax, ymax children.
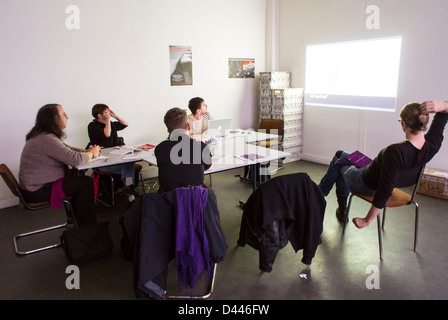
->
<box><xmin>19</xmin><ymin>133</ymin><xmax>89</xmax><ymax>192</ymax></box>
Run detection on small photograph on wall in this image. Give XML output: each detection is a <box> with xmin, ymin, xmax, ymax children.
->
<box><xmin>228</xmin><ymin>58</ymin><xmax>255</xmax><ymax>78</ymax></box>
<box><xmin>170</xmin><ymin>45</ymin><xmax>193</xmax><ymax>86</ymax></box>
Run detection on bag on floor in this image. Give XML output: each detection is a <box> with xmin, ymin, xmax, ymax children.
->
<box><xmin>61</xmin><ymin>221</ymin><xmax>113</xmax><ymax>263</ymax></box>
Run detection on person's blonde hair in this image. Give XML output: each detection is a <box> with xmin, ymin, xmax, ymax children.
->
<box><xmin>163</xmin><ymin>107</ymin><xmax>189</xmax><ymax>133</ymax></box>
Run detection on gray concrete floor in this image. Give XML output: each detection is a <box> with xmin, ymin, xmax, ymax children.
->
<box><xmin>1</xmin><ymin>160</ymin><xmax>448</xmax><ymax>300</ymax></box>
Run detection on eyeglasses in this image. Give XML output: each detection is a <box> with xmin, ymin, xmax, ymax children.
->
<box><xmin>397</xmin><ymin>118</ymin><xmax>403</xmax><ymax>124</ymax></box>
<box><xmin>63</xmin><ymin>112</ymin><xmax>68</xmax><ymax>118</ymax></box>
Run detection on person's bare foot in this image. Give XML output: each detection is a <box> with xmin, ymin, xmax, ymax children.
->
<box><xmin>352</xmin><ymin>217</ymin><xmax>371</xmax><ymax>229</ymax></box>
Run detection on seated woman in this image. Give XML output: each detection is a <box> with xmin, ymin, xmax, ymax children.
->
<box><xmin>187</xmin><ymin>97</ymin><xmax>213</xmax><ymax>136</ymax></box>
<box><xmin>19</xmin><ymin>104</ymin><xmax>100</xmax><ymax>227</ymax></box>
<box><xmin>317</xmin><ymin>100</ymin><xmax>448</xmax><ymax>228</ymax></box>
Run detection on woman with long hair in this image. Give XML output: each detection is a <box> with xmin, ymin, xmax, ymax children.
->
<box><xmin>19</xmin><ymin>104</ymin><xmax>101</xmax><ymax>226</ymax></box>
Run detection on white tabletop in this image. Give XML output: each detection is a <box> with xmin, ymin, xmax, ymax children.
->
<box><xmin>76</xmin><ymin>131</ymin><xmax>290</xmax><ymax>174</ymax></box>
<box><xmin>225</xmin><ymin>129</ymin><xmax>280</xmax><ymax>144</ymax></box>
<box><xmin>139</xmin><ymin>135</ymin><xmax>290</xmax><ymax>175</ymax></box>
<box><xmin>76</xmin><ymin>146</ymin><xmax>153</xmax><ymax>171</ymax></box>
<box><xmin>205</xmin><ymin>136</ymin><xmax>289</xmax><ymax>174</ymax></box>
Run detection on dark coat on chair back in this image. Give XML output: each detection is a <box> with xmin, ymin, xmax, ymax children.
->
<box><xmin>123</xmin><ymin>189</ymin><xmax>227</xmax><ymax>299</ymax></box>
<box><xmin>237</xmin><ymin>173</ymin><xmax>326</xmax><ymax>272</ymax></box>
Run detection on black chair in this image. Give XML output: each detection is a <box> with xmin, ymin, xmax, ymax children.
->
<box><xmin>0</xmin><ymin>163</ymin><xmax>76</xmax><ymax>256</ymax></box>
<box><xmin>236</xmin><ymin>119</ymin><xmax>284</xmax><ymax>186</ymax></box>
<box><xmin>96</xmin><ymin>163</ymin><xmax>143</xmax><ymax>207</ymax></box>
<box><xmin>345</xmin><ymin>166</ymin><xmax>425</xmax><ymax>260</ymax></box>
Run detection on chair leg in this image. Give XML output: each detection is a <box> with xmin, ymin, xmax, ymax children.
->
<box><xmin>139</xmin><ymin>172</ymin><xmax>146</xmax><ymax>194</ymax></box>
<box><xmin>414</xmin><ymin>201</ymin><xmax>419</xmax><ymax>253</ymax></box>
<box><xmin>343</xmin><ymin>194</ymin><xmax>354</xmax><ymax>234</ymax></box>
<box><xmin>14</xmin><ymin>199</ymin><xmax>76</xmax><ymax>256</ymax></box>
<box><xmin>165</xmin><ymin>263</ymin><xmax>217</xmax><ymax>300</ymax></box>
<box><xmin>97</xmin><ymin>175</ymin><xmax>115</xmax><ymax>207</ymax></box>
<box><xmin>381</xmin><ymin>207</ymin><xmax>387</xmax><ymax>230</ymax></box>
<box><xmin>63</xmin><ymin>199</ymin><xmax>78</xmax><ymax>228</ymax></box>
<box><xmin>13</xmin><ymin>222</ymin><xmax>68</xmax><ymax>256</ymax></box>
<box><xmin>377</xmin><ymin>214</ymin><xmax>383</xmax><ymax>260</ymax></box>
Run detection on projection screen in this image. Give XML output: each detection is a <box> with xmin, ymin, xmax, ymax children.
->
<box><xmin>304</xmin><ymin>36</ymin><xmax>402</xmax><ymax>112</ymax></box>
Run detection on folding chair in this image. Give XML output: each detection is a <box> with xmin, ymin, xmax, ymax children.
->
<box><xmin>344</xmin><ymin>166</ymin><xmax>425</xmax><ymax>260</ymax></box>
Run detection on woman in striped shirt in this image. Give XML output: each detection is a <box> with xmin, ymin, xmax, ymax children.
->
<box><xmin>187</xmin><ymin>97</ymin><xmax>213</xmax><ymax>136</ymax></box>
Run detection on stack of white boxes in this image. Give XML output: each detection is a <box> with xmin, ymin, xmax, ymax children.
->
<box><xmin>259</xmin><ymin>72</ymin><xmax>303</xmax><ymax>163</ymax></box>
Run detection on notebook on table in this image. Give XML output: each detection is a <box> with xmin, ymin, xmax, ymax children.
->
<box><xmin>346</xmin><ymin>150</ymin><xmax>372</xmax><ymax>168</ymax></box>
<box><xmin>206</xmin><ymin>118</ymin><xmax>232</xmax><ymax>137</ymax></box>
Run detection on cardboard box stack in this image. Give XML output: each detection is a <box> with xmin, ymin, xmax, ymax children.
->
<box><xmin>258</xmin><ymin>72</ymin><xmax>303</xmax><ymax>163</ymax></box>
<box><xmin>417</xmin><ymin>168</ymin><xmax>448</xmax><ymax>200</ymax></box>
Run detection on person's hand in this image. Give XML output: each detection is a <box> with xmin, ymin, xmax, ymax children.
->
<box><xmin>109</xmin><ymin>109</ymin><xmax>117</xmax><ymax>119</ymax></box>
<box><xmin>102</xmin><ymin>111</ymin><xmax>111</xmax><ymax>122</ymax></box>
<box><xmin>89</xmin><ymin>145</ymin><xmax>101</xmax><ymax>158</ymax></box>
<box><xmin>420</xmin><ymin>101</ymin><xmax>448</xmax><ymax>114</ymax></box>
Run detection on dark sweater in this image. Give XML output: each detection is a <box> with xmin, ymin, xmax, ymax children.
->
<box><xmin>155</xmin><ymin>133</ymin><xmax>212</xmax><ymax>193</ymax></box>
<box><xmin>87</xmin><ymin>120</ymin><xmax>127</xmax><ymax>148</ymax></box>
<box><xmin>362</xmin><ymin>112</ymin><xmax>448</xmax><ymax>208</ymax></box>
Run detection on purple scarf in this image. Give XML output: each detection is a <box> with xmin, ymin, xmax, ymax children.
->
<box><xmin>50</xmin><ymin>165</ymin><xmax>71</xmax><ymax>209</ymax></box>
<box><xmin>50</xmin><ymin>178</ymin><xmax>65</xmax><ymax>209</ymax></box>
<box><xmin>174</xmin><ymin>186</ymin><xmax>211</xmax><ymax>289</ymax></box>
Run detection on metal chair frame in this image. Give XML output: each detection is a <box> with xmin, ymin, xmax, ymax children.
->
<box><xmin>96</xmin><ymin>163</ymin><xmax>144</xmax><ymax>207</ymax></box>
<box><xmin>0</xmin><ymin>163</ymin><xmax>76</xmax><ymax>256</ymax></box>
<box><xmin>96</xmin><ymin>170</ymin><xmax>120</xmax><ymax>208</ymax></box>
<box><xmin>164</xmin><ymin>263</ymin><xmax>217</xmax><ymax>300</ymax></box>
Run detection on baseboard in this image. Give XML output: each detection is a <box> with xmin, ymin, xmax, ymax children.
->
<box><xmin>0</xmin><ymin>197</ymin><xmax>19</xmax><ymax>210</ymax></box>
<box><xmin>301</xmin><ymin>153</ymin><xmax>330</xmax><ymax>165</ymax></box>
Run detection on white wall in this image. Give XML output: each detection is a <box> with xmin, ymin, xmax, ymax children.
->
<box><xmin>0</xmin><ymin>0</ymin><xmax>267</xmax><ymax>208</ymax></box>
<box><xmin>3</xmin><ymin>0</ymin><xmax>447</xmax><ymax>209</ymax></box>
<box><xmin>277</xmin><ymin>0</ymin><xmax>448</xmax><ymax>167</ymax></box>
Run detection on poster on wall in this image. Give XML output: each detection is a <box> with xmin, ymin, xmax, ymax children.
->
<box><xmin>170</xmin><ymin>45</ymin><xmax>193</xmax><ymax>86</ymax></box>
<box><xmin>228</xmin><ymin>58</ymin><xmax>255</xmax><ymax>78</ymax></box>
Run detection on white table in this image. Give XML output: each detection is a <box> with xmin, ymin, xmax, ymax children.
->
<box><xmin>76</xmin><ymin>133</ymin><xmax>291</xmax><ymax>191</ymax></box>
<box><xmin>141</xmin><ymin>135</ymin><xmax>290</xmax><ymax>190</ymax></box>
<box><xmin>76</xmin><ymin>146</ymin><xmax>152</xmax><ymax>171</ymax></box>
<box><xmin>223</xmin><ymin>129</ymin><xmax>280</xmax><ymax>144</ymax></box>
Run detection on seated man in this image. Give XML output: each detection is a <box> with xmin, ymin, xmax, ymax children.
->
<box><xmin>317</xmin><ymin>101</ymin><xmax>448</xmax><ymax>228</ymax></box>
<box><xmin>87</xmin><ymin>103</ymin><xmax>141</xmax><ymax>203</ymax></box>
<box><xmin>155</xmin><ymin>107</ymin><xmax>212</xmax><ymax>193</ymax></box>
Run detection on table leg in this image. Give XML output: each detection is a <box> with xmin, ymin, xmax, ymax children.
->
<box><xmin>251</xmin><ymin>164</ymin><xmax>257</xmax><ymax>191</ymax></box>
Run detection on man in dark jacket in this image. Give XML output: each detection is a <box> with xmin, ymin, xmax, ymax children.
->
<box><xmin>155</xmin><ymin>107</ymin><xmax>212</xmax><ymax>193</ymax></box>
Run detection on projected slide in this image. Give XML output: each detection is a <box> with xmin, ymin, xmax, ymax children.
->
<box><xmin>305</xmin><ymin>36</ymin><xmax>402</xmax><ymax>112</ymax></box>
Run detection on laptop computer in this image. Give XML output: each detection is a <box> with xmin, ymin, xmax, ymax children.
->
<box><xmin>206</xmin><ymin>118</ymin><xmax>232</xmax><ymax>137</ymax></box>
